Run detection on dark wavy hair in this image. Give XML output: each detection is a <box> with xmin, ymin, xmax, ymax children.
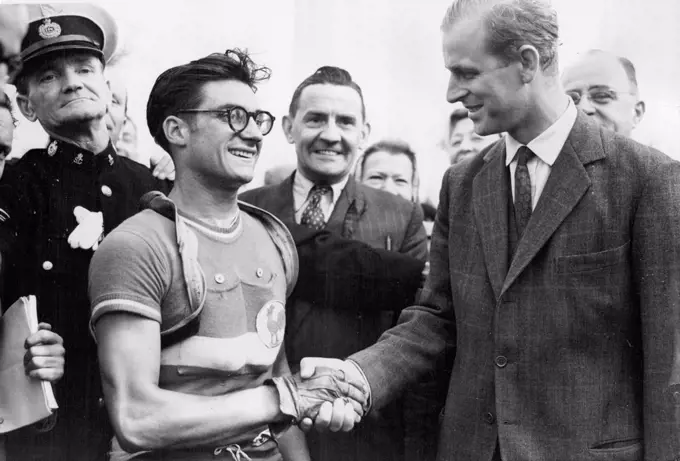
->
<box><xmin>288</xmin><ymin>66</ymin><xmax>366</xmax><ymax>119</ymax></box>
<box><xmin>146</xmin><ymin>48</ymin><xmax>271</xmax><ymax>153</ymax></box>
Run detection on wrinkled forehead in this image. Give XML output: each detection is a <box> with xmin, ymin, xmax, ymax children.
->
<box><xmin>562</xmin><ymin>54</ymin><xmax>631</xmax><ymax>92</ymax></box>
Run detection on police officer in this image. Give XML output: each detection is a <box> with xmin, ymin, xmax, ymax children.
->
<box><xmin>0</xmin><ymin>4</ymin><xmax>170</xmax><ymax>460</ymax></box>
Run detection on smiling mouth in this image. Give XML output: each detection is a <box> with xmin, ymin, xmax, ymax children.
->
<box><xmin>229</xmin><ymin>148</ymin><xmax>257</xmax><ymax>159</ymax></box>
<box><xmin>313</xmin><ymin>150</ymin><xmax>343</xmax><ymax>156</ymax></box>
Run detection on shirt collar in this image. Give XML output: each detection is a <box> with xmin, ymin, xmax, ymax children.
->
<box><xmin>505</xmin><ymin>97</ymin><xmax>577</xmax><ymax>167</ymax></box>
<box><xmin>46</xmin><ymin>138</ymin><xmax>118</xmax><ymax>170</ymax></box>
<box><xmin>293</xmin><ymin>169</ymin><xmax>350</xmax><ymax>203</ymax></box>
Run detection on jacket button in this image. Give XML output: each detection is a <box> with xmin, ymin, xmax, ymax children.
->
<box><xmin>98</xmin><ymin>397</ymin><xmax>105</xmax><ymax>409</ymax></box>
<box><xmin>495</xmin><ymin>355</ymin><xmax>508</xmax><ymax>368</ymax></box>
<box><xmin>214</xmin><ymin>273</ymin><xmax>225</xmax><ymax>284</ymax></box>
<box><xmin>484</xmin><ymin>412</ymin><xmax>495</xmax><ymax>424</ymax></box>
<box><xmin>42</xmin><ymin>261</ymin><xmax>53</xmax><ymax>271</ymax></box>
<box><xmin>101</xmin><ymin>185</ymin><xmax>112</xmax><ymax>197</ymax></box>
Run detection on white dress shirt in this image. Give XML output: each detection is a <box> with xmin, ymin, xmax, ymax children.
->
<box><xmin>505</xmin><ymin>98</ymin><xmax>578</xmax><ymax>209</ymax></box>
<box><xmin>293</xmin><ymin>171</ymin><xmax>350</xmax><ymax>224</ymax></box>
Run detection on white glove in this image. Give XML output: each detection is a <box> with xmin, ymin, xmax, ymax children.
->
<box><xmin>68</xmin><ymin>206</ymin><xmax>104</xmax><ymax>251</ymax></box>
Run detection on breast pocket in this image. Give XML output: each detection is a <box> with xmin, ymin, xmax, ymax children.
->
<box><xmin>554</xmin><ymin>241</ymin><xmax>630</xmax><ymax>274</ymax></box>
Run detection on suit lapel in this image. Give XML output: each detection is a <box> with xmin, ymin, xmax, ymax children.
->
<box><xmin>473</xmin><ymin>142</ymin><xmax>510</xmax><ymax>301</ymax></box>
<box><xmin>266</xmin><ymin>173</ymin><xmax>297</xmax><ymax>228</ymax></box>
<box><xmin>326</xmin><ymin>176</ymin><xmax>366</xmax><ymax>238</ymax></box>
<box><xmin>501</xmin><ymin>113</ymin><xmax>605</xmax><ymax>296</ymax></box>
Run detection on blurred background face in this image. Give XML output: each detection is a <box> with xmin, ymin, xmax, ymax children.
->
<box><xmin>562</xmin><ymin>53</ymin><xmax>643</xmax><ymax>136</ymax></box>
<box><xmin>106</xmin><ymin>69</ymin><xmax>128</xmax><ymax>143</ymax></box>
<box><xmin>285</xmin><ymin>83</ymin><xmax>368</xmax><ymax>184</ymax></box>
<box><xmin>0</xmin><ymin>4</ymin><xmax>29</xmax><ymax>88</ymax></box>
<box><xmin>361</xmin><ymin>150</ymin><xmax>414</xmax><ymax>201</ymax></box>
<box><xmin>448</xmin><ymin>116</ymin><xmax>500</xmax><ymax>164</ymax></box>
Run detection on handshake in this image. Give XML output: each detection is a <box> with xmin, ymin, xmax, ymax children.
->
<box><xmin>269</xmin><ymin>357</ymin><xmax>370</xmax><ymax>432</ymax></box>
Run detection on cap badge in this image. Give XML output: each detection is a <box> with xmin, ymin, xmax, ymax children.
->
<box><xmin>38</xmin><ymin>19</ymin><xmax>62</xmax><ymax>40</ymax></box>
<box><xmin>73</xmin><ymin>153</ymin><xmax>84</xmax><ymax>165</ymax></box>
<box><xmin>108</xmin><ymin>154</ymin><xmax>114</xmax><ymax>166</ymax></box>
<box><xmin>47</xmin><ymin>140</ymin><xmax>58</xmax><ymax>157</ymax></box>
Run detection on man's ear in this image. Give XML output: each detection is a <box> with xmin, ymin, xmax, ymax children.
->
<box><xmin>633</xmin><ymin>100</ymin><xmax>646</xmax><ymax>127</ymax></box>
<box><xmin>15</xmin><ymin>93</ymin><xmax>37</xmax><ymax>122</ymax></box>
<box><xmin>281</xmin><ymin>115</ymin><xmax>295</xmax><ymax>144</ymax></box>
<box><xmin>359</xmin><ymin>121</ymin><xmax>371</xmax><ymax>149</ymax></box>
<box><xmin>163</xmin><ymin>115</ymin><xmax>190</xmax><ymax>149</ymax></box>
<box><xmin>517</xmin><ymin>44</ymin><xmax>540</xmax><ymax>84</ymax></box>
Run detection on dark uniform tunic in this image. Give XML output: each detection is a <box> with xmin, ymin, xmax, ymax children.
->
<box><xmin>0</xmin><ymin>139</ymin><xmax>171</xmax><ymax>461</ymax></box>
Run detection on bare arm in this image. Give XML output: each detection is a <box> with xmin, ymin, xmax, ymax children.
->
<box><xmin>96</xmin><ymin>312</ymin><xmax>286</xmax><ymax>453</ymax></box>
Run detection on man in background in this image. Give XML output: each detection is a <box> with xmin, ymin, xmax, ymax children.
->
<box><xmin>241</xmin><ymin>66</ymin><xmax>427</xmax><ymax>461</ymax></box>
<box><xmin>562</xmin><ymin>49</ymin><xmax>645</xmax><ymax>137</ymax></box>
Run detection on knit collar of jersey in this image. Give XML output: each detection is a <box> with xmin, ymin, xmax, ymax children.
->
<box><xmin>45</xmin><ymin>138</ymin><xmax>118</xmax><ymax>170</ymax></box>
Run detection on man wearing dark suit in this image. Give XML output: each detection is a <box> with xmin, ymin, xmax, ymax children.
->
<box><xmin>240</xmin><ymin>66</ymin><xmax>427</xmax><ymax>461</ymax></box>
<box><xmin>302</xmin><ymin>1</ymin><xmax>680</xmax><ymax>460</ymax></box>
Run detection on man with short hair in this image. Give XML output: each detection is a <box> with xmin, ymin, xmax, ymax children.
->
<box><xmin>304</xmin><ymin>0</ymin><xmax>680</xmax><ymax>459</ymax></box>
<box><xmin>241</xmin><ymin>66</ymin><xmax>428</xmax><ymax>461</ymax></box>
<box><xmin>562</xmin><ymin>49</ymin><xmax>645</xmax><ymax>137</ymax></box>
<box><xmin>0</xmin><ymin>4</ymin><xmax>170</xmax><ymax>459</ymax></box>
<box><xmin>89</xmin><ymin>49</ymin><xmax>368</xmax><ymax>461</ymax></box>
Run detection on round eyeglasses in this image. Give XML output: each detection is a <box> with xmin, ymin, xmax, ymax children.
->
<box><xmin>177</xmin><ymin>106</ymin><xmax>275</xmax><ymax>136</ymax></box>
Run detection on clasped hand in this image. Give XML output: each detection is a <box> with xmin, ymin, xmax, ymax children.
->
<box><xmin>271</xmin><ymin>357</ymin><xmax>369</xmax><ymax>432</ymax></box>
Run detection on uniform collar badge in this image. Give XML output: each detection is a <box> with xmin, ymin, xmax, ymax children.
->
<box><xmin>108</xmin><ymin>154</ymin><xmax>114</xmax><ymax>166</ymax></box>
<box><xmin>73</xmin><ymin>153</ymin><xmax>84</xmax><ymax>165</ymax></box>
<box><xmin>38</xmin><ymin>18</ymin><xmax>62</xmax><ymax>40</ymax></box>
<box><xmin>47</xmin><ymin>140</ymin><xmax>58</xmax><ymax>157</ymax></box>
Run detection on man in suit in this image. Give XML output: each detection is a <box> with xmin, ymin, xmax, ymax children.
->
<box><xmin>562</xmin><ymin>49</ymin><xmax>645</xmax><ymax>138</ymax></box>
<box><xmin>301</xmin><ymin>0</ymin><xmax>680</xmax><ymax>459</ymax></box>
<box><xmin>240</xmin><ymin>66</ymin><xmax>428</xmax><ymax>461</ymax></box>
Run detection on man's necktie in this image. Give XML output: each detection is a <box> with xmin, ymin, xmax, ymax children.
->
<box><xmin>514</xmin><ymin>146</ymin><xmax>534</xmax><ymax>237</ymax></box>
<box><xmin>300</xmin><ymin>185</ymin><xmax>332</xmax><ymax>230</ymax></box>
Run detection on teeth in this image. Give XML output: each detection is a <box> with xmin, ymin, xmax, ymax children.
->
<box><xmin>315</xmin><ymin>150</ymin><xmax>339</xmax><ymax>156</ymax></box>
<box><xmin>230</xmin><ymin>149</ymin><xmax>255</xmax><ymax>158</ymax></box>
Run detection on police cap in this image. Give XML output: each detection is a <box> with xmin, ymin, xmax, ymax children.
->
<box><xmin>20</xmin><ymin>3</ymin><xmax>118</xmax><ymax>66</ymax></box>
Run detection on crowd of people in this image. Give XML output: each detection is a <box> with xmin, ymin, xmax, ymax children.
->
<box><xmin>0</xmin><ymin>1</ymin><xmax>678</xmax><ymax>461</ymax></box>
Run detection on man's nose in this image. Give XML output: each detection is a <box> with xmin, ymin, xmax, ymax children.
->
<box><xmin>239</xmin><ymin>116</ymin><xmax>264</xmax><ymax>142</ymax></box>
<box><xmin>62</xmin><ymin>68</ymin><xmax>84</xmax><ymax>93</ymax></box>
<box><xmin>319</xmin><ymin>121</ymin><xmax>342</xmax><ymax>143</ymax></box>
<box><xmin>577</xmin><ymin>96</ymin><xmax>596</xmax><ymax>115</ymax></box>
<box><xmin>446</xmin><ymin>75</ymin><xmax>466</xmax><ymax>103</ymax></box>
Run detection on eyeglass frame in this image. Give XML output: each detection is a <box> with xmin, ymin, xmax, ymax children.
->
<box><xmin>566</xmin><ymin>86</ymin><xmax>636</xmax><ymax>106</ymax></box>
<box><xmin>176</xmin><ymin>106</ymin><xmax>276</xmax><ymax>136</ymax></box>
<box><xmin>0</xmin><ymin>43</ymin><xmax>23</xmax><ymax>84</ymax></box>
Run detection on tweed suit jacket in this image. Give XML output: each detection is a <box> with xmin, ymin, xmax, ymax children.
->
<box><xmin>351</xmin><ymin>113</ymin><xmax>680</xmax><ymax>461</ymax></box>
